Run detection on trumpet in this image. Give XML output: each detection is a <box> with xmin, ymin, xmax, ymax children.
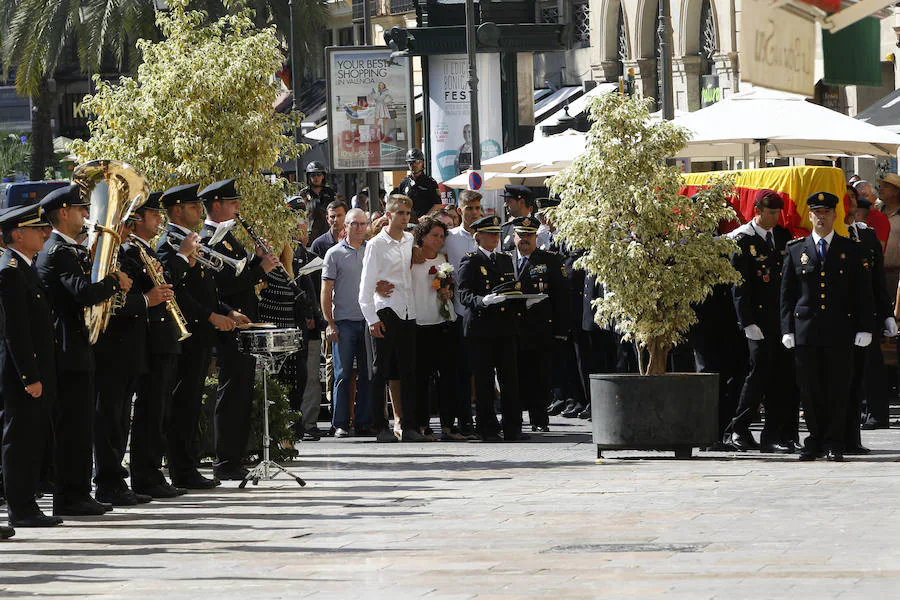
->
<box><xmin>166</xmin><ymin>229</ymin><xmax>247</xmax><ymax>275</ymax></box>
<box><xmin>129</xmin><ymin>235</ymin><xmax>191</xmax><ymax>342</ymax></box>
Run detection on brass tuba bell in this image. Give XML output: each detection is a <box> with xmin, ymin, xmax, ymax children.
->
<box><xmin>73</xmin><ymin>160</ymin><xmax>149</xmax><ymax>344</ymax></box>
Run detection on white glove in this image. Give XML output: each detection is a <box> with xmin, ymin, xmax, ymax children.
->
<box><xmin>525</xmin><ymin>297</ymin><xmax>544</xmax><ymax>309</ymax></box>
<box><xmin>482</xmin><ymin>293</ymin><xmax>507</xmax><ymax>306</ymax></box>
<box><xmin>884</xmin><ymin>317</ymin><xmax>898</xmax><ymax>338</ymax></box>
<box><xmin>781</xmin><ymin>334</ymin><xmax>795</xmax><ymax>349</ymax></box>
<box><xmin>854</xmin><ymin>332</ymin><xmax>873</xmax><ymax>347</ymax></box>
<box><xmin>744</xmin><ymin>324</ymin><xmax>765</xmax><ymax>341</ymax></box>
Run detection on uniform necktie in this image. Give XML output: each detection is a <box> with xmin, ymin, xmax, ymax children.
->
<box><xmin>765</xmin><ymin>231</ymin><xmax>774</xmax><ymax>250</ymax></box>
<box><xmin>849</xmin><ymin>226</ymin><xmax>859</xmax><ymax>242</ymax></box>
<box><xmin>518</xmin><ymin>256</ymin><xmax>527</xmax><ymax>273</ymax></box>
<box><xmin>817</xmin><ymin>238</ymin><xmax>828</xmax><ymax>262</ymax></box>
<box><xmin>489</xmin><ymin>253</ymin><xmax>496</xmax><ymax>265</ymax></box>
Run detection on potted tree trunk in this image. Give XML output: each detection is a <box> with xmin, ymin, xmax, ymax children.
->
<box><xmin>549</xmin><ymin>93</ymin><xmax>741</xmax><ymax>459</ymax></box>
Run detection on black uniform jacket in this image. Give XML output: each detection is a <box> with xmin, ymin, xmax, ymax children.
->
<box><xmin>851</xmin><ymin>223</ymin><xmax>891</xmax><ymax>330</ymax></box>
<box><xmin>458</xmin><ymin>249</ymin><xmax>522</xmax><ymax>338</ymax></box>
<box><xmin>730</xmin><ymin>222</ymin><xmax>791</xmax><ymax>332</ymax></box>
<box><xmin>122</xmin><ymin>237</ymin><xmax>187</xmax><ymax>356</ymax></box>
<box><xmin>157</xmin><ymin>223</ymin><xmax>230</xmax><ymax>344</ymax></box>
<box><xmin>392</xmin><ymin>174</ymin><xmax>440</xmax><ymax>219</ymax></box>
<box><xmin>293</xmin><ymin>186</ymin><xmax>335</xmax><ymax>242</ymax></box>
<box><xmin>0</xmin><ymin>249</ymin><xmax>57</xmax><ymax>401</ymax></box>
<box><xmin>780</xmin><ymin>233</ymin><xmax>874</xmax><ymax>347</ymax></box>
<box><xmin>513</xmin><ymin>248</ymin><xmax>570</xmax><ymax>340</ymax></box>
<box><xmin>93</xmin><ymin>246</ymin><xmax>150</xmax><ymax>376</ymax></box>
<box><xmin>200</xmin><ymin>223</ymin><xmax>266</xmax><ymax>322</ymax></box>
<box><xmin>36</xmin><ymin>232</ymin><xmax>120</xmax><ymax>372</ymax></box>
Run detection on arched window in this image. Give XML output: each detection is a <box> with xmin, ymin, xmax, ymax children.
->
<box><xmin>654</xmin><ymin>0</ymin><xmax>663</xmax><ymax>111</ymax></box>
<box><xmin>616</xmin><ymin>4</ymin><xmax>627</xmax><ymax>77</ymax></box>
<box><xmin>700</xmin><ymin>0</ymin><xmax>717</xmax><ymax>78</ymax></box>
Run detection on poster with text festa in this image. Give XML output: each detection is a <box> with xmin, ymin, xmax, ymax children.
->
<box><xmin>326</xmin><ymin>47</ymin><xmax>414</xmax><ymax>172</ymax></box>
<box><xmin>428</xmin><ymin>54</ymin><xmax>503</xmax><ymax>183</ymax></box>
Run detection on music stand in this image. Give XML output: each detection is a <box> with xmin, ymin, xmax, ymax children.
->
<box><xmin>239</xmin><ymin>340</ymin><xmax>306</xmax><ymax>489</ymax></box>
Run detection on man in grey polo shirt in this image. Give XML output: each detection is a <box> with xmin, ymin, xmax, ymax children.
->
<box><xmin>321</xmin><ymin>208</ymin><xmax>371</xmax><ymax>438</ymax></box>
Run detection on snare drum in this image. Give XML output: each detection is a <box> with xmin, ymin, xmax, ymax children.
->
<box><xmin>238</xmin><ymin>327</ymin><xmax>303</xmax><ymax>355</ymax></box>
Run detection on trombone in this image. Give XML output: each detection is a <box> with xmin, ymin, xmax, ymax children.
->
<box><xmin>166</xmin><ymin>229</ymin><xmax>247</xmax><ymax>275</ymax></box>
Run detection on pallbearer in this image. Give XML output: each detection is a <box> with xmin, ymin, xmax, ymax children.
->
<box><xmin>0</xmin><ymin>203</ymin><xmax>62</xmax><ymax>528</ymax></box>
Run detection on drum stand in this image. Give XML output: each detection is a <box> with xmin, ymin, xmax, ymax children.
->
<box><xmin>240</xmin><ymin>350</ymin><xmax>306</xmax><ymax>489</ymax></box>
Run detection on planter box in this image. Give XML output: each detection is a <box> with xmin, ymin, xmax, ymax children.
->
<box><xmin>590</xmin><ymin>373</ymin><xmax>718</xmax><ymax>459</ymax></box>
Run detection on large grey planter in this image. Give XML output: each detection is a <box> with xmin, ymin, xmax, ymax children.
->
<box><xmin>590</xmin><ymin>373</ymin><xmax>719</xmax><ymax>459</ymax></box>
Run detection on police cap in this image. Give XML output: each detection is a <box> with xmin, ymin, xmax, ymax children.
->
<box><xmin>160</xmin><ymin>183</ymin><xmax>201</xmax><ymax>208</ymax></box>
<box><xmin>0</xmin><ymin>202</ymin><xmax>50</xmax><ymax>231</ymax></box>
<box><xmin>39</xmin><ymin>183</ymin><xmax>89</xmax><ymax>212</ymax></box>
<box><xmin>806</xmin><ymin>191</ymin><xmax>839</xmax><ymax>210</ymax></box>
<box><xmin>502</xmin><ymin>185</ymin><xmax>533</xmax><ymax>200</ymax></box>
<box><xmin>512</xmin><ymin>215</ymin><xmax>539</xmax><ymax>235</ymax></box>
<box><xmin>471</xmin><ymin>215</ymin><xmax>501</xmax><ymax>233</ymax></box>
<box><xmin>198</xmin><ymin>179</ymin><xmax>240</xmax><ymax>203</ymax></box>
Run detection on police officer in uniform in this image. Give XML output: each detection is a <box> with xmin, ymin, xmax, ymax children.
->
<box><xmin>844</xmin><ymin>194</ymin><xmax>896</xmax><ymax>454</ymax></box>
<box><xmin>391</xmin><ymin>148</ymin><xmax>441</xmax><ymax>221</ymax></box>
<box><xmin>500</xmin><ymin>185</ymin><xmax>537</xmax><ymax>253</ymax></box>
<box><xmin>727</xmin><ymin>189</ymin><xmax>795</xmax><ymax>453</ymax></box>
<box><xmin>0</xmin><ymin>203</ymin><xmax>62</xmax><ymax>528</ymax></box>
<box><xmin>781</xmin><ymin>191</ymin><xmax>874</xmax><ymax>461</ymax></box>
<box><xmin>289</xmin><ymin>162</ymin><xmax>335</xmax><ymax>242</ymax></box>
<box><xmin>128</xmin><ymin>192</ymin><xmax>194</xmax><ymax>497</ymax></box>
<box><xmin>198</xmin><ymin>179</ymin><xmax>277</xmax><ymax>481</ymax></box>
<box><xmin>157</xmin><ymin>183</ymin><xmax>231</xmax><ymax>489</ymax></box>
<box><xmin>37</xmin><ymin>184</ymin><xmax>131</xmax><ymax>516</ymax></box>
<box><xmin>458</xmin><ymin>215</ymin><xmax>527</xmax><ymax>441</ymax></box>
<box><xmin>510</xmin><ymin>215</ymin><xmax>569</xmax><ymax>431</ymax></box>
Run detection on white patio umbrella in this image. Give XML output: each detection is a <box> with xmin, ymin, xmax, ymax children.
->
<box><xmin>481</xmin><ymin>129</ymin><xmax>586</xmax><ymax>174</ymax></box>
<box><xmin>671</xmin><ymin>87</ymin><xmax>900</xmax><ymax>161</ymax></box>
<box><xmin>442</xmin><ymin>170</ymin><xmax>558</xmax><ymax>191</ymax></box>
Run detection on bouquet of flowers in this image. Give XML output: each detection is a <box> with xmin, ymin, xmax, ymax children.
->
<box><xmin>429</xmin><ymin>261</ymin><xmax>455</xmax><ymax>320</ymax></box>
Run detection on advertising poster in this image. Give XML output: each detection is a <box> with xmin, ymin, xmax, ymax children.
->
<box><xmin>326</xmin><ymin>47</ymin><xmax>414</xmax><ymax>172</ymax></box>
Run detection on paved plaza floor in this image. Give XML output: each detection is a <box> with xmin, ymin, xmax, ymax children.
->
<box><xmin>2</xmin><ymin>417</ymin><xmax>898</xmax><ymax>599</ymax></box>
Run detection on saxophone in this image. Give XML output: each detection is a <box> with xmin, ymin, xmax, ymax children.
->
<box><xmin>128</xmin><ymin>235</ymin><xmax>192</xmax><ymax>342</ymax></box>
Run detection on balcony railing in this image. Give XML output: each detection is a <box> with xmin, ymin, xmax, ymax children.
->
<box><xmin>351</xmin><ymin>0</ymin><xmax>377</xmax><ymax>21</ymax></box>
<box><xmin>390</xmin><ymin>0</ymin><xmax>416</xmax><ymax>14</ymax></box>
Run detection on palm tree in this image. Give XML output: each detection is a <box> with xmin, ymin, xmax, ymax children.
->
<box><xmin>1</xmin><ymin>0</ymin><xmax>326</xmax><ymax>180</ymax></box>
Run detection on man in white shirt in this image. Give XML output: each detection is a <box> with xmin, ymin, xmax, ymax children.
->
<box><xmin>358</xmin><ymin>194</ymin><xmax>425</xmax><ymax>442</ymax></box>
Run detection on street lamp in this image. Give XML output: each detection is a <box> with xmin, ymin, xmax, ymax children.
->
<box><xmin>288</xmin><ymin>0</ymin><xmax>301</xmax><ymax>184</ymax></box>
<box><xmin>465</xmin><ymin>0</ymin><xmax>481</xmax><ymax>170</ymax></box>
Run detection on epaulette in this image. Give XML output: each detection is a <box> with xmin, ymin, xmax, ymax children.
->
<box><xmin>787</xmin><ymin>238</ymin><xmax>804</xmax><ymax>246</ymax></box>
<box><xmin>733</xmin><ymin>232</ymin><xmax>748</xmax><ymax>242</ymax></box>
<box><xmin>8</xmin><ymin>256</ymin><xmax>18</xmax><ymax>268</ymax></box>
<box><xmin>465</xmin><ymin>251</ymin><xmax>476</xmax><ymax>257</ymax></box>
<box><xmin>48</xmin><ymin>243</ymin><xmax>79</xmax><ymax>256</ymax></box>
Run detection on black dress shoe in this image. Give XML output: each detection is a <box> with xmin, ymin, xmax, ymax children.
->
<box><xmin>0</xmin><ymin>525</ymin><xmax>13</xmax><ymax>539</ymax></box>
<box><xmin>213</xmin><ymin>467</ymin><xmax>250</xmax><ymax>481</ymax></box>
<box><xmin>844</xmin><ymin>445</ymin><xmax>871</xmax><ymax>455</ymax></box>
<box><xmin>504</xmin><ymin>432</ymin><xmax>531</xmax><ymax>442</ymax></box>
<box><xmin>826</xmin><ymin>449</ymin><xmax>844</xmax><ymax>462</ymax></box>
<box><xmin>729</xmin><ymin>431</ymin><xmax>758</xmax><ymax>451</ymax></box>
<box><xmin>134</xmin><ymin>483</ymin><xmax>181</xmax><ymax>499</ymax></box>
<box><xmin>560</xmin><ymin>402</ymin><xmax>584</xmax><ymax>418</ymax></box>
<box><xmin>96</xmin><ymin>488</ymin><xmax>139</xmax><ymax>507</ymax></box>
<box><xmin>578</xmin><ymin>404</ymin><xmax>591</xmax><ymax>419</ymax></box>
<box><xmin>531</xmin><ymin>424</ymin><xmax>550</xmax><ymax>432</ymax></box>
<box><xmin>760</xmin><ymin>442</ymin><xmax>793</xmax><ymax>454</ymax></box>
<box><xmin>53</xmin><ymin>499</ymin><xmax>107</xmax><ymax>516</ymax></box>
<box><xmin>480</xmin><ymin>433</ymin><xmax>503</xmax><ymax>442</ymax></box>
<box><xmin>171</xmin><ymin>473</ymin><xmax>221</xmax><ymax>490</ymax></box>
<box><xmin>860</xmin><ymin>420</ymin><xmax>889</xmax><ymax>430</ymax></box>
<box><xmin>9</xmin><ymin>512</ymin><xmax>63</xmax><ymax>527</ymax></box>
<box><xmin>547</xmin><ymin>398</ymin><xmax>567</xmax><ymax>416</ymax></box>
<box><xmin>798</xmin><ymin>450</ymin><xmax>818</xmax><ymax>461</ymax></box>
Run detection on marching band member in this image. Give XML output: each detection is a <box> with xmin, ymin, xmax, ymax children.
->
<box><xmin>198</xmin><ymin>179</ymin><xmax>277</xmax><ymax>481</ymax></box>
<box><xmin>37</xmin><ymin>184</ymin><xmax>131</xmax><ymax>516</ymax></box>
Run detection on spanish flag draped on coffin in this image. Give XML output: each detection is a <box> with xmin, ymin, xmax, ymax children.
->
<box><xmin>680</xmin><ymin>166</ymin><xmax>848</xmax><ymax>238</ymax></box>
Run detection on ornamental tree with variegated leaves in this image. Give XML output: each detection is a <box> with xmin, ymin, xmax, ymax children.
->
<box><xmin>548</xmin><ymin>93</ymin><xmax>740</xmax><ymax>375</ymax></box>
<box><xmin>70</xmin><ymin>0</ymin><xmax>304</xmax><ymax>248</ymax></box>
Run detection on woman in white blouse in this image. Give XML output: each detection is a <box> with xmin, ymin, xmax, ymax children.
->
<box><xmin>411</xmin><ymin>217</ymin><xmax>467</xmax><ymax>441</ymax></box>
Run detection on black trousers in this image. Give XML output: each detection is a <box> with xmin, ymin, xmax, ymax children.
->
<box><xmin>846</xmin><ymin>332</ymin><xmax>884</xmax><ymax>448</ymax></box>
<box><xmin>369</xmin><ymin>309</ymin><xmax>417</xmax><ymax>430</ymax></box>
<box><xmin>54</xmin><ymin>370</ymin><xmax>95</xmax><ymax>503</ymax></box>
<box><xmin>518</xmin><ymin>338</ymin><xmax>552</xmax><ymax>428</ymax></box>
<box><xmin>862</xmin><ymin>332</ymin><xmax>889</xmax><ymax>425</ymax></box>
<box><xmin>454</xmin><ymin>317</ymin><xmax>474</xmax><ymax>426</ymax></box>
<box><xmin>733</xmin><ymin>332</ymin><xmax>795</xmax><ymax>444</ymax></box>
<box><xmin>167</xmin><ymin>335</ymin><xmax>212</xmax><ymax>480</ymax></box>
<box><xmin>213</xmin><ymin>332</ymin><xmax>255</xmax><ymax>471</ymax></box>
<box><xmin>470</xmin><ymin>335</ymin><xmax>520</xmax><ymax>438</ymax></box>
<box><xmin>2</xmin><ymin>385</ymin><xmax>51</xmax><ymax>518</ymax></box>
<box><xmin>415</xmin><ymin>321</ymin><xmax>460</xmax><ymax>430</ymax></box>
<box><xmin>131</xmin><ymin>353</ymin><xmax>179</xmax><ymax>488</ymax></box>
<box><xmin>693</xmin><ymin>331</ymin><xmax>748</xmax><ymax>441</ymax></box>
<box><xmin>794</xmin><ymin>344</ymin><xmax>852</xmax><ymax>452</ymax></box>
<box><xmin>93</xmin><ymin>367</ymin><xmax>139</xmax><ymax>491</ymax></box>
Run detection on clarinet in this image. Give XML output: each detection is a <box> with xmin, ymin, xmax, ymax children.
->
<box><xmin>234</xmin><ymin>213</ymin><xmax>300</xmax><ymax>295</ymax></box>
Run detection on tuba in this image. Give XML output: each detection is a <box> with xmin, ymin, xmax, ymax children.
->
<box><xmin>74</xmin><ymin>160</ymin><xmax>149</xmax><ymax>344</ymax></box>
